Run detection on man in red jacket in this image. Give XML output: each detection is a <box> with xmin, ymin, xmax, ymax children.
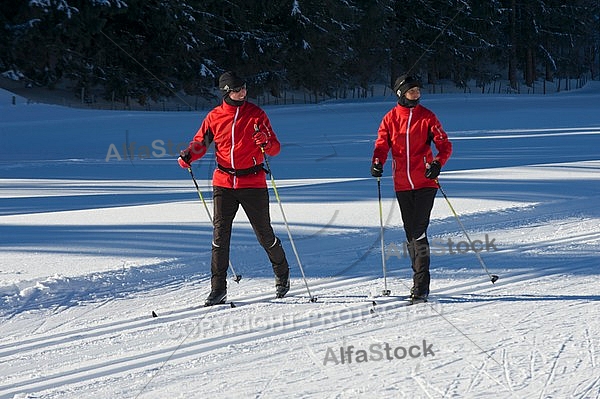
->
<box><xmin>178</xmin><ymin>71</ymin><xmax>290</xmax><ymax>306</ymax></box>
<box><xmin>371</xmin><ymin>75</ymin><xmax>452</xmax><ymax>301</ymax></box>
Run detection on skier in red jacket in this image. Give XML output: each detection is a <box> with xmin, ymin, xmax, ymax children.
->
<box><xmin>371</xmin><ymin>75</ymin><xmax>452</xmax><ymax>301</ymax></box>
<box><xmin>178</xmin><ymin>71</ymin><xmax>290</xmax><ymax>306</ymax></box>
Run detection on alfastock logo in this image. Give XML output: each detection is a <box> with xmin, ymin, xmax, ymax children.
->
<box><xmin>105</xmin><ymin>139</ymin><xmax>188</xmax><ymax>161</ymax></box>
<box><xmin>323</xmin><ymin>340</ymin><xmax>435</xmax><ymax>365</ymax></box>
<box><xmin>385</xmin><ymin>234</ymin><xmax>498</xmax><ymax>260</ymax></box>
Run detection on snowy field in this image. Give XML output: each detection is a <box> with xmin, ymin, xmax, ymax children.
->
<box><xmin>1</xmin><ymin>83</ymin><xmax>599</xmax><ymax>399</ymax></box>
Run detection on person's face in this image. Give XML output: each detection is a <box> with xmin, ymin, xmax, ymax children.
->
<box><xmin>228</xmin><ymin>84</ymin><xmax>247</xmax><ymax>101</ymax></box>
<box><xmin>405</xmin><ymin>86</ymin><xmax>421</xmax><ymax>100</ymax></box>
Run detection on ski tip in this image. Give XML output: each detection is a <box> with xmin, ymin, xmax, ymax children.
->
<box><xmin>491</xmin><ymin>275</ymin><xmax>499</xmax><ymax>284</ymax></box>
<box><xmin>151</xmin><ymin>311</ymin><xmax>158</xmax><ymax>318</ymax></box>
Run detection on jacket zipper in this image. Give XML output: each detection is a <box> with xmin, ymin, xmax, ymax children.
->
<box><xmin>230</xmin><ymin>107</ymin><xmax>240</xmax><ymax>188</ymax></box>
<box><xmin>405</xmin><ymin>108</ymin><xmax>415</xmax><ymax>190</ymax></box>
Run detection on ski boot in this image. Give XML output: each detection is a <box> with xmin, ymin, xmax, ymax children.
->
<box><xmin>275</xmin><ymin>271</ymin><xmax>290</xmax><ymax>299</ymax></box>
<box><xmin>204</xmin><ymin>289</ymin><xmax>227</xmax><ymax>307</ymax></box>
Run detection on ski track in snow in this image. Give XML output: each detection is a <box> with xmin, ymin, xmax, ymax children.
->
<box><xmin>1</xmin><ymin>87</ymin><xmax>600</xmax><ymax>398</ymax></box>
<box><xmin>1</xmin><ymin>258</ymin><xmax>597</xmax><ymax>398</ymax></box>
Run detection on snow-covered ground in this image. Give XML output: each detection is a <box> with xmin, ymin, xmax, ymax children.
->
<box><xmin>1</xmin><ymin>83</ymin><xmax>599</xmax><ymax>399</ymax></box>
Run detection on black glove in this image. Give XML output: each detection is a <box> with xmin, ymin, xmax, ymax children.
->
<box><xmin>371</xmin><ymin>161</ymin><xmax>383</xmax><ymax>177</ymax></box>
<box><xmin>178</xmin><ymin>148</ymin><xmax>192</xmax><ymax>168</ymax></box>
<box><xmin>425</xmin><ymin>160</ymin><xmax>441</xmax><ymax>179</ymax></box>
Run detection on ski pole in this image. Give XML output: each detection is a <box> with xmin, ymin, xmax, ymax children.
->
<box><xmin>258</xmin><ymin>138</ymin><xmax>316</xmax><ymax>302</ymax></box>
<box><xmin>375</xmin><ymin>159</ymin><xmax>391</xmax><ymax>296</ymax></box>
<box><xmin>434</xmin><ymin>178</ymin><xmax>499</xmax><ymax>284</ymax></box>
<box><xmin>187</xmin><ymin>167</ymin><xmax>242</xmax><ymax>283</ymax></box>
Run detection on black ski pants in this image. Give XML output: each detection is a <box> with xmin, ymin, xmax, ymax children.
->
<box><xmin>211</xmin><ymin>186</ymin><xmax>289</xmax><ymax>291</ymax></box>
<box><xmin>395</xmin><ymin>187</ymin><xmax>437</xmax><ymax>295</ymax></box>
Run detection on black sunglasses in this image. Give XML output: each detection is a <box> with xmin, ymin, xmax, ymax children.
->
<box><xmin>231</xmin><ymin>83</ymin><xmax>247</xmax><ymax>93</ymax></box>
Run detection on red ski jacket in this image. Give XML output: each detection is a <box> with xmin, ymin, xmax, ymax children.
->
<box><xmin>187</xmin><ymin>100</ymin><xmax>281</xmax><ymax>189</ymax></box>
<box><xmin>373</xmin><ymin>103</ymin><xmax>452</xmax><ymax>192</ymax></box>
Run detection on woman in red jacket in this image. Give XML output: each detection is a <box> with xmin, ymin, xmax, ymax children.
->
<box><xmin>178</xmin><ymin>71</ymin><xmax>290</xmax><ymax>306</ymax></box>
<box><xmin>371</xmin><ymin>75</ymin><xmax>452</xmax><ymax>301</ymax></box>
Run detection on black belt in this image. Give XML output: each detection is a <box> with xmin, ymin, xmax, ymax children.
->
<box><xmin>217</xmin><ymin>163</ymin><xmax>268</xmax><ymax>176</ymax></box>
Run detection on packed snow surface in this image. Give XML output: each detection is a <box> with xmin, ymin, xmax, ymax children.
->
<box><xmin>1</xmin><ymin>84</ymin><xmax>599</xmax><ymax>398</ymax></box>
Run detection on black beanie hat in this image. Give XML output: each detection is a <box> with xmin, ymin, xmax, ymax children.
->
<box><xmin>219</xmin><ymin>71</ymin><xmax>245</xmax><ymax>92</ymax></box>
<box><xmin>393</xmin><ymin>75</ymin><xmax>421</xmax><ymax>98</ymax></box>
